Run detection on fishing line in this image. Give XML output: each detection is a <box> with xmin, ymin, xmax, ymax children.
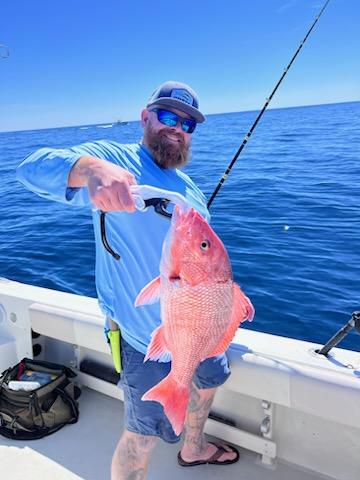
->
<box><xmin>100</xmin><ymin>0</ymin><xmax>332</xmax><ymax>260</ymax></box>
<box><xmin>207</xmin><ymin>0</ymin><xmax>331</xmax><ymax>209</ymax></box>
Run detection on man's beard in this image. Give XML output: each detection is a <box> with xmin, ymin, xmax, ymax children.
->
<box><xmin>144</xmin><ymin>124</ymin><xmax>190</xmax><ymax>169</ymax></box>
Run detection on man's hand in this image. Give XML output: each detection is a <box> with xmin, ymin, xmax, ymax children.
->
<box><xmin>68</xmin><ymin>156</ymin><xmax>137</xmax><ymax>212</ymax></box>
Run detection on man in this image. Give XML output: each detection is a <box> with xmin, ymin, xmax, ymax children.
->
<box><xmin>17</xmin><ymin>81</ymin><xmax>239</xmax><ymax>479</ymax></box>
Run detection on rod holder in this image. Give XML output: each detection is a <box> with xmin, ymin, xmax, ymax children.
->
<box><xmin>317</xmin><ymin>311</ymin><xmax>360</xmax><ymax>356</ymax></box>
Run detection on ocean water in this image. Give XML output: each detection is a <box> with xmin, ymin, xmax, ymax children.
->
<box><xmin>1</xmin><ymin>101</ymin><xmax>360</xmax><ymax>352</ymax></box>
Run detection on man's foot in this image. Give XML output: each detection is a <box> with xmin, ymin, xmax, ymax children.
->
<box><xmin>178</xmin><ymin>441</ymin><xmax>240</xmax><ymax>467</ymax></box>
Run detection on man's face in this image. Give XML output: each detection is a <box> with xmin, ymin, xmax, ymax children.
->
<box><xmin>141</xmin><ymin>107</ymin><xmax>193</xmax><ymax>169</ymax></box>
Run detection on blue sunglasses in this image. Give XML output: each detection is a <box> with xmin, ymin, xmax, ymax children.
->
<box><xmin>150</xmin><ymin>108</ymin><xmax>197</xmax><ymax>134</ymax></box>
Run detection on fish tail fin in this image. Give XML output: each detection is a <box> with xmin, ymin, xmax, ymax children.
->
<box><xmin>142</xmin><ymin>374</ymin><xmax>190</xmax><ymax>436</ymax></box>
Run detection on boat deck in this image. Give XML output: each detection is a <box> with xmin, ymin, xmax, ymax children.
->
<box><xmin>0</xmin><ymin>386</ymin><xmax>329</xmax><ymax>480</ymax></box>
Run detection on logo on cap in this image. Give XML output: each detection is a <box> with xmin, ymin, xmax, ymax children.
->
<box><xmin>170</xmin><ymin>89</ymin><xmax>194</xmax><ymax>106</ymax></box>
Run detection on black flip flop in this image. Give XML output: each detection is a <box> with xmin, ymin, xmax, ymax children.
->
<box><xmin>178</xmin><ymin>442</ymin><xmax>240</xmax><ymax>467</ymax></box>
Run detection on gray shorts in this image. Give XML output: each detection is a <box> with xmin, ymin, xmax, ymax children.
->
<box><xmin>118</xmin><ymin>337</ymin><xmax>231</xmax><ymax>443</ymax></box>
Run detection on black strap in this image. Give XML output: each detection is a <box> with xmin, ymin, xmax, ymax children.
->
<box><xmin>54</xmin><ymin>387</ymin><xmax>79</xmax><ymax>424</ymax></box>
<box><xmin>0</xmin><ymin>368</ymin><xmax>11</xmax><ymax>389</ymax></box>
<box><xmin>0</xmin><ymin>388</ymin><xmax>79</xmax><ymax>440</ymax></box>
<box><xmin>0</xmin><ymin>422</ymin><xmax>69</xmax><ymax>440</ymax></box>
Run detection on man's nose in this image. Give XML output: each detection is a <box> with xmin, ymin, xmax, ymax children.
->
<box><xmin>171</xmin><ymin>121</ymin><xmax>184</xmax><ymax>133</ymax></box>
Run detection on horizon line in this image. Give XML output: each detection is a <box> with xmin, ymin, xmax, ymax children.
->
<box><xmin>1</xmin><ymin>99</ymin><xmax>359</xmax><ymax>135</ymax></box>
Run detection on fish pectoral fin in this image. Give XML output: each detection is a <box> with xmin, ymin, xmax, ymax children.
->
<box><xmin>134</xmin><ymin>276</ymin><xmax>161</xmax><ymax>307</ymax></box>
<box><xmin>144</xmin><ymin>325</ymin><xmax>172</xmax><ymax>363</ymax></box>
<box><xmin>233</xmin><ymin>282</ymin><xmax>255</xmax><ymax>323</ymax></box>
<box><xmin>206</xmin><ymin>283</ymin><xmax>255</xmax><ymax>358</ymax></box>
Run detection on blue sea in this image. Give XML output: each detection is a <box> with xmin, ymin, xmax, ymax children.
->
<box><xmin>1</xmin><ymin>102</ymin><xmax>360</xmax><ymax>352</ymax></box>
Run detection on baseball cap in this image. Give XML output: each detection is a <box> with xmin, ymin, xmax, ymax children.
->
<box><xmin>146</xmin><ymin>81</ymin><xmax>205</xmax><ymax>123</ymax></box>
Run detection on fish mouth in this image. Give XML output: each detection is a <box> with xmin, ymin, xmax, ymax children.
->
<box><xmin>169</xmin><ymin>275</ymin><xmax>181</xmax><ymax>281</ymax></box>
<box><xmin>168</xmin><ymin>274</ymin><xmax>183</xmax><ymax>287</ymax></box>
<box><xmin>172</xmin><ymin>205</ymin><xmax>199</xmax><ymax>227</ymax></box>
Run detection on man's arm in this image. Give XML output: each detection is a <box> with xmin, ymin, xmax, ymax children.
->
<box><xmin>17</xmin><ymin>145</ymin><xmax>136</xmax><ymax>212</ymax></box>
<box><xmin>68</xmin><ymin>155</ymin><xmax>136</xmax><ymax>212</ymax></box>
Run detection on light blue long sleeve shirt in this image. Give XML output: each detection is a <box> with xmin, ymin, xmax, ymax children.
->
<box><xmin>17</xmin><ymin>140</ymin><xmax>209</xmax><ymax>353</ymax></box>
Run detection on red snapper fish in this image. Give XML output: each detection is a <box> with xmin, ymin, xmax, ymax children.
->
<box><xmin>135</xmin><ymin>205</ymin><xmax>254</xmax><ymax>435</ymax></box>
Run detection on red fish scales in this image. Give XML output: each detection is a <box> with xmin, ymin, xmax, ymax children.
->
<box><xmin>136</xmin><ymin>206</ymin><xmax>254</xmax><ymax>435</ymax></box>
<box><xmin>161</xmin><ymin>281</ymin><xmax>233</xmax><ymax>385</ymax></box>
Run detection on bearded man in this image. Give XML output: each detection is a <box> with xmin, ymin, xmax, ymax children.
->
<box><xmin>17</xmin><ymin>81</ymin><xmax>239</xmax><ymax>480</ymax></box>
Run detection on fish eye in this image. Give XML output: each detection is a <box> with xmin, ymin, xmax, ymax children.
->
<box><xmin>200</xmin><ymin>239</ymin><xmax>210</xmax><ymax>251</ymax></box>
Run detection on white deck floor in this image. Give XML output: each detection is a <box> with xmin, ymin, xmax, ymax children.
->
<box><xmin>0</xmin><ymin>386</ymin><xmax>331</xmax><ymax>480</ymax></box>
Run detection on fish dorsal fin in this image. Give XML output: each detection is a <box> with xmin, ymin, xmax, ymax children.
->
<box><xmin>144</xmin><ymin>325</ymin><xmax>172</xmax><ymax>363</ymax></box>
<box><xmin>135</xmin><ymin>276</ymin><xmax>161</xmax><ymax>307</ymax></box>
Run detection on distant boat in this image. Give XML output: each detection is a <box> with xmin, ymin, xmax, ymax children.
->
<box><xmin>113</xmin><ymin>120</ymin><xmax>129</xmax><ymax>126</ymax></box>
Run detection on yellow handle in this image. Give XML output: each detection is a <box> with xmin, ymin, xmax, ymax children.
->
<box><xmin>108</xmin><ymin>329</ymin><xmax>122</xmax><ymax>373</ymax></box>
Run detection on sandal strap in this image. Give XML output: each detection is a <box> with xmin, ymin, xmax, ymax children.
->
<box><xmin>207</xmin><ymin>442</ymin><xmax>229</xmax><ymax>462</ymax></box>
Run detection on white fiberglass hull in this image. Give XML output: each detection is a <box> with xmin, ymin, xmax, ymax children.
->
<box><xmin>0</xmin><ymin>278</ymin><xmax>359</xmax><ymax>480</ymax></box>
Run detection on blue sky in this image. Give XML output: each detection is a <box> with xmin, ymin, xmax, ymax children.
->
<box><xmin>0</xmin><ymin>0</ymin><xmax>359</xmax><ymax>132</ymax></box>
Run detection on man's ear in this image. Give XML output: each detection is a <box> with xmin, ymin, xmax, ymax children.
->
<box><xmin>141</xmin><ymin>109</ymin><xmax>149</xmax><ymax>127</ymax></box>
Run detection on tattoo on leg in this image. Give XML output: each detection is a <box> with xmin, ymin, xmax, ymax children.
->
<box><xmin>188</xmin><ymin>386</ymin><xmax>201</xmax><ymax>411</ymax></box>
<box><xmin>119</xmin><ymin>438</ymin><xmax>137</xmax><ymax>466</ymax></box>
<box><xmin>187</xmin><ymin>387</ymin><xmax>214</xmax><ymax>427</ymax></box>
<box><xmin>184</xmin><ymin>386</ymin><xmax>216</xmax><ymax>454</ymax></box>
<box><xmin>116</xmin><ymin>433</ymin><xmax>157</xmax><ymax>478</ymax></box>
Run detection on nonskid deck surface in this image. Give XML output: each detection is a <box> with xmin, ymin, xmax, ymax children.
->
<box><xmin>0</xmin><ymin>387</ymin><xmax>328</xmax><ymax>480</ymax></box>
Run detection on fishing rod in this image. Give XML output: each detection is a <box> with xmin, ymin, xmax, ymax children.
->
<box><xmin>100</xmin><ymin>0</ymin><xmax>332</xmax><ymax>260</ymax></box>
<box><xmin>207</xmin><ymin>0</ymin><xmax>331</xmax><ymax>209</ymax></box>
<box><xmin>203</xmin><ymin>0</ymin><xmax>359</xmax><ymax>355</ymax></box>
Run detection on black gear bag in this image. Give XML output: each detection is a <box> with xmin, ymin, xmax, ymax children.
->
<box><xmin>0</xmin><ymin>357</ymin><xmax>80</xmax><ymax>440</ymax></box>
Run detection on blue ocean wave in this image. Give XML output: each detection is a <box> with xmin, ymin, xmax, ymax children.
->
<box><xmin>1</xmin><ymin>101</ymin><xmax>359</xmax><ymax>352</ymax></box>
